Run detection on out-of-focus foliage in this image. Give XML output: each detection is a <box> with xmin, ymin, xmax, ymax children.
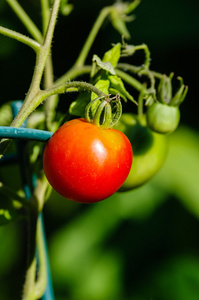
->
<box><xmin>154</xmin><ymin>126</ymin><xmax>199</xmax><ymax>217</ymax></box>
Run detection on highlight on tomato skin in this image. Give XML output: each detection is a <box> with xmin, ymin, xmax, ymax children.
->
<box><xmin>43</xmin><ymin>118</ymin><xmax>133</xmax><ymax>203</ymax></box>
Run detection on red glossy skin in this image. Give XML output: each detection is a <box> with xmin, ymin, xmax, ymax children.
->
<box><xmin>43</xmin><ymin>118</ymin><xmax>133</xmax><ymax>203</ymax></box>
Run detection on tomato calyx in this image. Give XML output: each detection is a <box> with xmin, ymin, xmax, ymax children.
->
<box><xmin>85</xmin><ymin>94</ymin><xmax>122</xmax><ymax>129</ymax></box>
<box><xmin>157</xmin><ymin>73</ymin><xmax>188</xmax><ymax>106</ymax></box>
<box><xmin>145</xmin><ymin>74</ymin><xmax>188</xmax><ymax>134</ymax></box>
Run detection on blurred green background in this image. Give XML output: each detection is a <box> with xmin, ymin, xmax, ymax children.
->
<box><xmin>0</xmin><ymin>0</ymin><xmax>199</xmax><ymax>299</ymax></box>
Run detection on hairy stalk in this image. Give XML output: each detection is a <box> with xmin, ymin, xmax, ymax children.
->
<box><xmin>0</xmin><ymin>81</ymin><xmax>105</xmax><ymax>158</ymax></box>
<box><xmin>56</xmin><ymin>6</ymin><xmax>112</xmax><ymax>86</ymax></box>
<box><xmin>3</xmin><ymin>81</ymin><xmax>105</xmax><ymax>131</ymax></box>
<box><xmin>0</xmin><ymin>26</ymin><xmax>40</xmax><ymax>52</ymax></box>
<box><xmin>55</xmin><ymin>65</ymin><xmax>92</xmax><ymax>85</ymax></box>
<box><xmin>40</xmin><ymin>0</ymin><xmax>58</xmax><ymax>131</ymax></box>
<box><xmin>117</xmin><ymin>63</ymin><xmax>163</xmax><ymax>79</ymax></box>
<box><xmin>11</xmin><ymin>0</ymin><xmax>61</xmax><ymax>128</ymax></box>
<box><xmin>16</xmin><ymin>81</ymin><xmax>106</xmax><ymax>128</ymax></box>
<box><xmin>0</xmin><ymin>0</ymin><xmax>61</xmax><ymax>158</ymax></box>
<box><xmin>44</xmin><ymin>56</ymin><xmax>57</xmax><ymax>131</ymax></box>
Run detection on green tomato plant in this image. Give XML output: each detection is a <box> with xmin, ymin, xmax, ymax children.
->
<box><xmin>0</xmin><ymin>0</ymin><xmax>188</xmax><ymax>299</ymax></box>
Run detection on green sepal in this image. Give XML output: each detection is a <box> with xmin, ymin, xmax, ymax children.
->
<box><xmin>85</xmin><ymin>95</ymin><xmax>122</xmax><ymax>129</ymax></box>
<box><xmin>109</xmin><ymin>96</ymin><xmax>122</xmax><ymax>127</ymax></box>
<box><xmin>170</xmin><ymin>77</ymin><xmax>188</xmax><ymax>107</ymax></box>
<box><xmin>92</xmin><ymin>55</ymin><xmax>116</xmax><ymax>75</ymax></box>
<box><xmin>102</xmin><ymin>43</ymin><xmax>121</xmax><ymax>68</ymax></box>
<box><xmin>85</xmin><ymin>96</ymin><xmax>107</xmax><ymax>123</ymax></box>
<box><xmin>157</xmin><ymin>73</ymin><xmax>173</xmax><ymax>104</ymax></box>
<box><xmin>157</xmin><ymin>74</ymin><xmax>188</xmax><ymax>107</ymax></box>
<box><xmin>93</xmin><ymin>100</ymin><xmax>110</xmax><ymax>128</ymax></box>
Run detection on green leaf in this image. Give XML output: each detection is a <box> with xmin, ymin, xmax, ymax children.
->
<box><xmin>102</xmin><ymin>43</ymin><xmax>121</xmax><ymax>68</ymax></box>
<box><xmin>108</xmin><ymin>75</ymin><xmax>135</xmax><ymax>102</ymax></box>
<box><xmin>92</xmin><ymin>55</ymin><xmax>116</xmax><ymax>75</ymax></box>
<box><xmin>69</xmin><ymin>93</ymin><xmax>90</xmax><ymax>117</ymax></box>
<box><xmin>91</xmin><ymin>79</ymin><xmax>110</xmax><ymax>101</ymax></box>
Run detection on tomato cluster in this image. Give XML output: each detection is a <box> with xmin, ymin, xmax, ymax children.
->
<box><xmin>43</xmin><ymin>103</ymin><xmax>180</xmax><ymax>202</ymax></box>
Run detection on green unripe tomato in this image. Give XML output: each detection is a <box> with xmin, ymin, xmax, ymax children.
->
<box><xmin>114</xmin><ymin>113</ymin><xmax>168</xmax><ymax>191</ymax></box>
<box><xmin>146</xmin><ymin>102</ymin><xmax>180</xmax><ymax>134</ymax></box>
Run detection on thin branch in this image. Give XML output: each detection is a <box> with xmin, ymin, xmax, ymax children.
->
<box><xmin>74</xmin><ymin>6</ymin><xmax>112</xmax><ymax>67</ymax></box>
<box><xmin>0</xmin><ymin>26</ymin><xmax>40</xmax><ymax>52</ymax></box>
<box><xmin>6</xmin><ymin>0</ymin><xmax>43</xmax><ymax>42</ymax></box>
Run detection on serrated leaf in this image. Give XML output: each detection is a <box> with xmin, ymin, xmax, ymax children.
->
<box><xmin>102</xmin><ymin>43</ymin><xmax>121</xmax><ymax>68</ymax></box>
<box><xmin>108</xmin><ymin>75</ymin><xmax>135</xmax><ymax>102</ymax></box>
<box><xmin>69</xmin><ymin>93</ymin><xmax>90</xmax><ymax>117</ymax></box>
<box><xmin>92</xmin><ymin>55</ymin><xmax>116</xmax><ymax>75</ymax></box>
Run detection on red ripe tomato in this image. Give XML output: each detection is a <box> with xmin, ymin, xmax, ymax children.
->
<box><xmin>43</xmin><ymin>118</ymin><xmax>132</xmax><ymax>203</ymax></box>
